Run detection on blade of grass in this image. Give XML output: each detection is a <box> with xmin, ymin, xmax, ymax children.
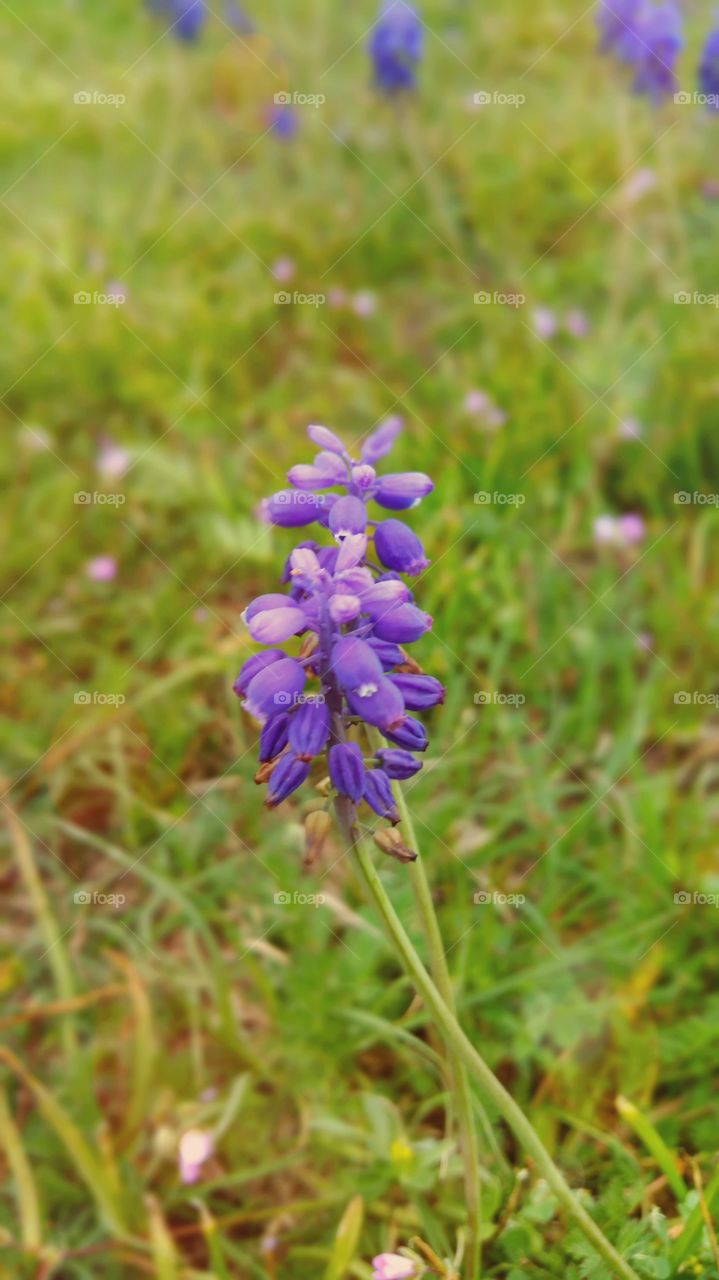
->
<box><xmin>0</xmin><ymin>1045</ymin><xmax>129</xmax><ymax>1239</ymax></box>
<box><xmin>616</xmin><ymin>1096</ymin><xmax>686</xmax><ymax>1203</ymax></box>
<box><xmin>0</xmin><ymin>1085</ymin><xmax>42</xmax><ymax>1252</ymax></box>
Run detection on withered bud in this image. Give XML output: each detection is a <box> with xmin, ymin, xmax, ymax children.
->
<box><xmin>298</xmin><ymin>633</ymin><xmax>318</xmax><ymax>661</ymax></box>
<box><xmin>373</xmin><ymin>826</ymin><xmax>417</xmax><ymax>863</ymax></box>
<box><xmin>304</xmin><ymin>810</ymin><xmax>332</xmax><ymax>867</ymax></box>
<box><xmin>254</xmin><ymin>760</ymin><xmax>277</xmax><ymax>785</ymax></box>
<box><xmin>396</xmin><ymin>648</ymin><xmax>424</xmax><ymax>675</ymax></box>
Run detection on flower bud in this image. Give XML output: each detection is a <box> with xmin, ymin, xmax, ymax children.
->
<box><xmin>374</xmin><ymin>519</ymin><xmax>429</xmax><ymax>575</ymax></box>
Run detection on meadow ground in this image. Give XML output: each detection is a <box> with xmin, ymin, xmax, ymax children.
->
<box><xmin>1</xmin><ymin>1</ymin><xmax>719</xmax><ymax>1276</ymax></box>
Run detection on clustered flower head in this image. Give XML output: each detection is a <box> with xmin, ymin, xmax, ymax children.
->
<box><xmin>596</xmin><ymin>0</ymin><xmax>683</xmax><ymax>102</ymax></box>
<box><xmin>369</xmin><ymin>1</ymin><xmax>423</xmax><ymax>93</ymax></box>
<box><xmin>234</xmin><ymin>421</ymin><xmax>443</xmax><ymax>826</ymax></box>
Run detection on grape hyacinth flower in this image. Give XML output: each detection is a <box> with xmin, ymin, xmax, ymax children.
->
<box><xmin>149</xmin><ymin>0</ymin><xmax>206</xmax><ymax>41</ymax></box>
<box><xmin>235</xmin><ymin>420</ymin><xmax>439</xmax><ymax>832</ymax></box>
<box><xmin>699</xmin><ymin>26</ymin><xmax>719</xmax><ymax>111</ymax></box>
<box><xmin>631</xmin><ymin>2</ymin><xmax>683</xmax><ymax>102</ymax></box>
<box><xmin>369</xmin><ymin>1</ymin><xmax>423</xmax><ymax>93</ymax></box>
<box><xmin>596</xmin><ymin>0</ymin><xmax>646</xmax><ymax>64</ymax></box>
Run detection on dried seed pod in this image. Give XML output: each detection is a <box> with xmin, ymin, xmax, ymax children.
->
<box><xmin>304</xmin><ymin>810</ymin><xmax>332</xmax><ymax>867</ymax></box>
<box><xmin>373</xmin><ymin>827</ymin><xmax>417</xmax><ymax>863</ymax></box>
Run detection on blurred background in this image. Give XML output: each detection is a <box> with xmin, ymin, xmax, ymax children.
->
<box><xmin>1</xmin><ymin>0</ymin><xmax>719</xmax><ymax>1276</ymax></box>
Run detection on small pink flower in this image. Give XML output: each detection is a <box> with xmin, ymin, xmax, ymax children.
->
<box><xmin>272</xmin><ymin>257</ymin><xmax>295</xmax><ymax>282</ymax></box>
<box><xmin>565</xmin><ymin>308</ymin><xmax>589</xmax><ymax>338</ymax></box>
<box><xmin>352</xmin><ymin>290</ymin><xmax>377</xmax><ymax>317</ymax></box>
<box><xmin>532</xmin><ymin>306</ymin><xmax>557</xmax><ymax>340</ymax></box>
<box><xmin>106</xmin><ymin>280</ymin><xmax>127</xmax><ymax>304</ymax></box>
<box><xmin>594</xmin><ymin>515</ymin><xmax>618</xmax><ymax>545</ymax></box>
<box><xmin>621</xmin><ymin>167</ymin><xmax>656</xmax><ymax>204</ymax></box>
<box><xmin>617</xmin><ymin>513</ymin><xmax>645</xmax><ymax>545</ymax></box>
<box><xmin>617</xmin><ymin>417</ymin><xmax>643</xmax><ymax>440</ymax></box>
<box><xmin>372</xmin><ymin>1254</ymin><xmax>418</xmax><ymax>1280</ymax></box>
<box><xmin>464</xmin><ymin>389</ymin><xmax>490</xmax><ymax>415</ymax></box>
<box><xmin>179</xmin><ymin>1129</ymin><xmax>214</xmax><ymax>1185</ymax></box>
<box><xmin>86</xmin><ymin>556</ymin><xmax>117</xmax><ymax>583</ymax></box>
<box><xmin>97</xmin><ymin>441</ymin><xmax>130</xmax><ymax>478</ymax></box>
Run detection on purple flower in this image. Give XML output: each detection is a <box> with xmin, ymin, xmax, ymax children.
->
<box><xmin>267</xmin><ymin>752</ymin><xmax>311</xmax><ymax>807</ymax></box>
<box><xmin>374</xmin><ymin>472</ymin><xmax>434</xmax><ymax>510</ymax></box>
<box><xmin>369</xmin><ymin>1</ymin><xmax>423</xmax><ymax>93</ymax></box>
<box><xmin>384</xmin><ymin>716</ymin><xmax>428</xmax><ymax>751</ymax></box>
<box><xmin>262</xmin><ymin>491</ymin><xmax>330</xmax><ymax>527</ymax></box>
<box><xmin>288</xmin><ymin>698</ymin><xmax>330</xmax><ymax>760</ymax></box>
<box><xmin>596</xmin><ymin>0</ymin><xmax>646</xmax><ymax>64</ymax></box>
<box><xmin>632</xmin><ymin>3</ymin><xmax>683</xmax><ymax>102</ymax></box>
<box><xmin>374</xmin><ymin>520</ymin><xmax>429</xmax><ymax>576</ymax></box>
<box><xmin>699</xmin><ymin>27</ymin><xmax>719</xmax><ymax>110</ymax></box>
<box><xmin>375</xmin><ymin>748</ymin><xmax>422</xmax><ymax>779</ymax></box>
<box><xmin>233</xmin><ymin>649</ymin><xmax>286</xmax><ymax>697</ymax></box>
<box><xmin>149</xmin><ymin>0</ymin><xmax>206</xmax><ymax>41</ymax></box>
<box><xmin>240</xmin><ymin>419</ymin><xmax>439</xmax><ymax>826</ymax></box>
<box><xmin>243</xmin><ymin>657</ymin><xmax>306</xmax><ymax>720</ymax></box>
<box><xmin>388</xmin><ymin>674</ymin><xmax>445</xmax><ymax>708</ymax></box>
<box><xmin>259</xmin><ymin>712</ymin><xmax>291</xmax><ymax>763</ymax></box>
<box><xmin>269</xmin><ymin>103</ymin><xmax>299</xmax><ymax>140</ymax></box>
<box><xmin>364</xmin><ymin>769</ymin><xmax>400</xmax><ymax>822</ymax></box>
<box><xmin>329</xmin><ymin>743</ymin><xmax>366</xmax><ymax>803</ymax></box>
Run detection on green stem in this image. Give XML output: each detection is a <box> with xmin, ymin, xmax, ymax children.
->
<box><xmin>367</xmin><ymin>729</ymin><xmax>482</xmax><ymax>1280</ymax></box>
<box><xmin>342</xmin><ymin>814</ymin><xmax>639</xmax><ymax>1280</ymax></box>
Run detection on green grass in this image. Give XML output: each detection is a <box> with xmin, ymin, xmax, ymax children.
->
<box><xmin>1</xmin><ymin>0</ymin><xmax>719</xmax><ymax>1275</ymax></box>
